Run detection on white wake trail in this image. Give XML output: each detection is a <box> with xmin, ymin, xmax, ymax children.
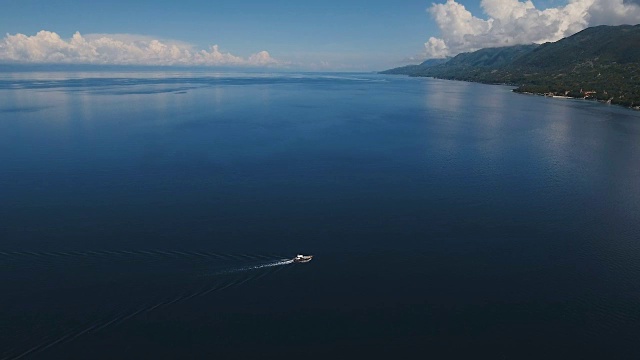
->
<box><xmin>208</xmin><ymin>259</ymin><xmax>294</xmax><ymax>277</ymax></box>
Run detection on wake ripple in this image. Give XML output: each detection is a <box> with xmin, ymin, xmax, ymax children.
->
<box><xmin>1</xmin><ymin>257</ymin><xmax>295</xmax><ymax>360</ymax></box>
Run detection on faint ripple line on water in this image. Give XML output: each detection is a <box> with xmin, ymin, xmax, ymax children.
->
<box><xmin>220</xmin><ymin>253</ymin><xmax>246</xmax><ymax>261</ymax></box>
<box><xmin>185</xmin><ymin>251</ymin><xmax>210</xmax><ymax>259</ymax></box>
<box><xmin>148</xmin><ymin>250</ymin><xmax>178</xmax><ymax>257</ymax></box>
<box><xmin>88</xmin><ymin>308</ymin><xmax>145</xmax><ymax>334</ymax></box>
<box><xmin>166</xmin><ymin>250</ymin><xmax>195</xmax><ymax>257</ymax></box>
<box><xmin>199</xmin><ymin>251</ymin><xmax>231</xmax><ymax>259</ymax></box>
<box><xmin>236</xmin><ymin>254</ymin><xmax>260</xmax><ymax>260</ymax></box>
<box><xmin>0</xmin><ymin>249</ymin><xmax>281</xmax><ymax>271</ymax></box>
<box><xmin>5</xmin><ymin>318</ymin><xmax>97</xmax><ymax>360</ymax></box>
<box><xmin>139</xmin><ymin>250</ymin><xmax>164</xmax><ymax>258</ymax></box>
<box><xmin>2</xmin><ymin>306</ymin><xmax>132</xmax><ymax>360</ymax></box>
<box><xmin>254</xmin><ymin>254</ymin><xmax>277</xmax><ymax>260</ymax></box>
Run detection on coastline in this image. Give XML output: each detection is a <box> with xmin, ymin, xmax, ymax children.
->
<box><xmin>399</xmin><ymin>74</ymin><xmax>640</xmax><ymax>112</ymax></box>
<box><xmin>512</xmin><ymin>89</ymin><xmax>640</xmax><ymax>111</ymax></box>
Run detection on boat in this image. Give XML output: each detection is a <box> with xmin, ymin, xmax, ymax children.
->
<box><xmin>293</xmin><ymin>254</ymin><xmax>313</xmax><ymax>263</ymax></box>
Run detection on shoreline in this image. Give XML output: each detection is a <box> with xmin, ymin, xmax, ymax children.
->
<box><xmin>399</xmin><ymin>74</ymin><xmax>640</xmax><ymax>112</ymax></box>
<box><xmin>513</xmin><ymin>90</ymin><xmax>640</xmax><ymax>111</ymax></box>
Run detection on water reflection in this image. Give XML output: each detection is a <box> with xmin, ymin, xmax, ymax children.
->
<box><xmin>423</xmin><ymin>78</ymin><xmax>469</xmax><ymax>114</ymax></box>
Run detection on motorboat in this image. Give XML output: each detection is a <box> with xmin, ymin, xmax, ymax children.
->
<box><xmin>293</xmin><ymin>254</ymin><xmax>313</xmax><ymax>263</ymax></box>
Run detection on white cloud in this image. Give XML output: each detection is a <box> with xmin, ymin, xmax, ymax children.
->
<box><xmin>0</xmin><ymin>30</ymin><xmax>283</xmax><ymax>67</ymax></box>
<box><xmin>423</xmin><ymin>0</ymin><xmax>640</xmax><ymax>59</ymax></box>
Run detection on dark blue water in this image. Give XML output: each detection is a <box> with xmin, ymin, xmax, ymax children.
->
<box><xmin>1</xmin><ymin>71</ymin><xmax>640</xmax><ymax>359</ymax></box>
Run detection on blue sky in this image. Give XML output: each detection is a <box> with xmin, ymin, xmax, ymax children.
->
<box><xmin>0</xmin><ymin>0</ymin><xmax>638</xmax><ymax>70</ymax></box>
<box><xmin>1</xmin><ymin>0</ymin><xmax>444</xmax><ymax>69</ymax></box>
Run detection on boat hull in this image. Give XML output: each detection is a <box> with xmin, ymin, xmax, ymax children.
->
<box><xmin>293</xmin><ymin>255</ymin><xmax>313</xmax><ymax>263</ymax></box>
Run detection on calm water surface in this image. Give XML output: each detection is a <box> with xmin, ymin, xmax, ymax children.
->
<box><xmin>1</xmin><ymin>71</ymin><xmax>639</xmax><ymax>359</ymax></box>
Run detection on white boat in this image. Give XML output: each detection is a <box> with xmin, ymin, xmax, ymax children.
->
<box><xmin>293</xmin><ymin>254</ymin><xmax>313</xmax><ymax>263</ymax></box>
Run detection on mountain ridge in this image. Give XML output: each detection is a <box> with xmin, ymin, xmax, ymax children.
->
<box><xmin>382</xmin><ymin>25</ymin><xmax>640</xmax><ymax>109</ymax></box>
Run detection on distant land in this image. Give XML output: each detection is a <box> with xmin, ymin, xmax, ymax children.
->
<box><xmin>382</xmin><ymin>25</ymin><xmax>640</xmax><ymax>110</ymax></box>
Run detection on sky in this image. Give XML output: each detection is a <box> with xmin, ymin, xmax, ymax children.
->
<box><xmin>0</xmin><ymin>0</ymin><xmax>639</xmax><ymax>71</ymax></box>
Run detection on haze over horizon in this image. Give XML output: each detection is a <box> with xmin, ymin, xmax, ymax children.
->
<box><xmin>1</xmin><ymin>0</ymin><xmax>640</xmax><ymax>71</ymax></box>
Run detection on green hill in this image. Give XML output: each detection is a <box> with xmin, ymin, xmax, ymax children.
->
<box><xmin>381</xmin><ymin>58</ymin><xmax>450</xmax><ymax>75</ymax></box>
<box><xmin>382</xmin><ymin>25</ymin><xmax>640</xmax><ymax>109</ymax></box>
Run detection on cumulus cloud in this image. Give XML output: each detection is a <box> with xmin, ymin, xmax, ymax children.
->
<box><xmin>0</xmin><ymin>30</ymin><xmax>283</xmax><ymax>66</ymax></box>
<box><xmin>423</xmin><ymin>0</ymin><xmax>640</xmax><ymax>58</ymax></box>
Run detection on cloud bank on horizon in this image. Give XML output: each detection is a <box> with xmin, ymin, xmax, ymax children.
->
<box><xmin>0</xmin><ymin>31</ymin><xmax>282</xmax><ymax>67</ymax></box>
<box><xmin>423</xmin><ymin>0</ymin><xmax>640</xmax><ymax>59</ymax></box>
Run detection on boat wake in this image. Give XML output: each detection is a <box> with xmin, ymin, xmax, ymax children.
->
<box><xmin>0</xmin><ymin>255</ymin><xmax>296</xmax><ymax>360</ymax></box>
<box><xmin>208</xmin><ymin>258</ymin><xmax>295</xmax><ymax>276</ymax></box>
<box><xmin>0</xmin><ymin>249</ymin><xmax>285</xmax><ymax>270</ymax></box>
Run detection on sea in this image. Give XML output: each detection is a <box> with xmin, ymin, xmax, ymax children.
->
<box><xmin>1</xmin><ymin>70</ymin><xmax>639</xmax><ymax>359</ymax></box>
